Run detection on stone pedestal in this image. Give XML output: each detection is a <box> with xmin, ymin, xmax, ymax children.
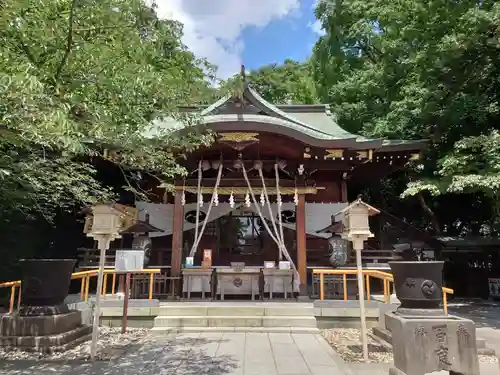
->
<box><xmin>387</xmin><ymin>312</ymin><xmax>479</xmax><ymax>375</ymax></box>
<box><xmin>263</xmin><ymin>269</ymin><xmax>294</xmax><ymax>299</ymax></box>
<box><xmin>216</xmin><ymin>268</ymin><xmax>261</xmax><ymax>300</ymax></box>
<box><xmin>182</xmin><ymin>268</ymin><xmax>213</xmax><ymax>299</ymax></box>
<box><xmin>0</xmin><ymin>311</ymin><xmax>91</xmax><ymax>353</ymax></box>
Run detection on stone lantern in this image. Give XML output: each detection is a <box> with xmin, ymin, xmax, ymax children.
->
<box><xmin>338</xmin><ymin>197</ymin><xmax>379</xmax><ymax>244</ymax></box>
<box><xmin>86</xmin><ymin>204</ymin><xmax>122</xmax><ymax>361</ymax></box>
<box><xmin>335</xmin><ymin>197</ymin><xmax>380</xmax><ymax>362</ymax></box>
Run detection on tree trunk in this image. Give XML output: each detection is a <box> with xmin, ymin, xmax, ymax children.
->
<box><xmin>417</xmin><ymin>193</ymin><xmax>441</xmax><ymax>234</ymax></box>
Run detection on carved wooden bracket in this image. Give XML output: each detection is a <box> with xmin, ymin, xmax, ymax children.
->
<box><xmin>324</xmin><ymin>149</ymin><xmax>344</xmax><ymax>159</ymax></box>
<box><xmin>218</xmin><ymin>132</ymin><xmax>259</xmax><ymax>151</ymax></box>
<box><xmin>356</xmin><ymin>150</ymin><xmax>373</xmax><ymax>160</ymax></box>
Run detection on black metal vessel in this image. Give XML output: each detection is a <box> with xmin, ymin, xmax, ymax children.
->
<box><xmin>388</xmin><ymin>261</ymin><xmax>445</xmax><ymax>313</ymax></box>
<box><xmin>19</xmin><ymin>259</ymin><xmax>76</xmax><ymax>315</ymax></box>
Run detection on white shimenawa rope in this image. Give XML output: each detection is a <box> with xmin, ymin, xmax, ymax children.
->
<box><xmin>259</xmin><ymin>164</ymin><xmax>299</xmax><ymax>286</ymax></box>
<box><xmin>275</xmin><ymin>164</ymin><xmax>286</xmax><ymax>261</ymax></box>
<box><xmin>192</xmin><ymin>160</ymin><xmax>202</xmax><ymax>254</ymax></box>
<box><xmin>241</xmin><ymin>162</ymin><xmax>300</xmax><ymax>286</ymax></box>
<box><xmin>258</xmin><ymin>166</ymin><xmax>283</xmax><ymax>259</ymax></box>
<box><xmin>241</xmin><ymin>164</ymin><xmax>280</xmax><ymax>247</ymax></box>
<box><xmin>189</xmin><ymin>163</ymin><xmax>223</xmax><ymax>257</ymax></box>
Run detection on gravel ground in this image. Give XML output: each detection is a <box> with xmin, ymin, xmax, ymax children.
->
<box><xmin>322</xmin><ymin>328</ymin><xmax>499</xmax><ymax>364</ymax></box>
<box><xmin>0</xmin><ymin>327</ymin><xmax>150</xmax><ymax>361</ymax></box>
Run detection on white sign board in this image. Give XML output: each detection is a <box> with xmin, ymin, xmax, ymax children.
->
<box><xmin>115</xmin><ymin>250</ymin><xmax>144</xmax><ymax>273</ymax></box>
<box><xmin>279</xmin><ymin>261</ymin><xmax>291</xmax><ymax>270</ymax></box>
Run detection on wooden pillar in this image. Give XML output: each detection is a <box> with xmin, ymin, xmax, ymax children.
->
<box><xmin>170</xmin><ymin>189</ymin><xmax>184</xmax><ymax>294</ymax></box>
<box><xmin>296</xmin><ymin>193</ymin><xmax>307</xmax><ymax>295</ymax></box>
<box><xmin>341</xmin><ymin>179</ymin><xmax>348</xmax><ymax>202</ymax></box>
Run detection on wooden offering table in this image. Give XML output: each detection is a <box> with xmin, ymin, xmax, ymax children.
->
<box><xmin>216</xmin><ymin>267</ymin><xmax>261</xmax><ymax>300</ymax></box>
<box><xmin>262</xmin><ymin>268</ymin><xmax>294</xmax><ymax>300</ymax></box>
<box><xmin>182</xmin><ymin>268</ymin><xmax>213</xmax><ymax>299</ymax></box>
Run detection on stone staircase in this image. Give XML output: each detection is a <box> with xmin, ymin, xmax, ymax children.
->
<box><xmin>152</xmin><ymin>302</ymin><xmax>319</xmax><ymax>334</ymax></box>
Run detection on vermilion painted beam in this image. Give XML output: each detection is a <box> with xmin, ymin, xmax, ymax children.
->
<box><xmin>170</xmin><ymin>189</ymin><xmax>184</xmax><ymax>295</ymax></box>
<box><xmin>296</xmin><ymin>194</ymin><xmax>307</xmax><ymax>294</ymax></box>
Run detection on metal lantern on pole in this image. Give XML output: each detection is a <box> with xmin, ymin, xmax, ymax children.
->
<box><xmin>336</xmin><ymin>197</ymin><xmax>380</xmax><ymax>362</ymax></box>
<box><xmin>85</xmin><ymin>204</ymin><xmax>122</xmax><ymax>361</ymax></box>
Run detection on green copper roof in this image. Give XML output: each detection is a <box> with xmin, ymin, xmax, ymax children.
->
<box><xmin>148</xmin><ymin>84</ymin><xmax>425</xmax><ymax>151</ymax></box>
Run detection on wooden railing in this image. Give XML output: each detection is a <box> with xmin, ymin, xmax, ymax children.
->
<box><xmin>312</xmin><ymin>269</ymin><xmax>454</xmax><ymax>314</ymax></box>
<box><xmin>0</xmin><ymin>268</ymin><xmax>161</xmax><ymax>313</ymax></box>
<box><xmin>76</xmin><ymin>247</ymin><xmax>116</xmax><ymax>269</ymax></box>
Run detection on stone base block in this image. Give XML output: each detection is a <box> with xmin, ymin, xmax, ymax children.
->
<box><xmin>18</xmin><ymin>304</ymin><xmax>70</xmax><ymax>317</ymax></box>
<box><xmin>1</xmin><ymin>311</ymin><xmax>82</xmax><ymax>337</ymax></box>
<box><xmin>387</xmin><ymin>312</ymin><xmax>480</xmax><ymax>375</ymax></box>
<box><xmin>373</xmin><ymin>325</ymin><xmax>496</xmax><ymax>356</ymax></box>
<box><xmin>0</xmin><ymin>311</ymin><xmax>91</xmax><ymax>353</ymax></box>
<box><xmin>0</xmin><ymin>325</ymin><xmax>92</xmax><ymax>352</ymax></box>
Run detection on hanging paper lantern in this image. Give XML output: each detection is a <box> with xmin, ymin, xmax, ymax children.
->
<box><xmin>244</xmin><ymin>191</ymin><xmax>251</xmax><ymax>207</ymax></box>
<box><xmin>293</xmin><ymin>188</ymin><xmax>299</xmax><ymax>206</ymax></box>
<box><xmin>198</xmin><ymin>192</ymin><xmax>204</xmax><ymax>207</ymax></box>
<box><xmin>260</xmin><ymin>191</ymin><xmax>265</xmax><ymax>206</ymax></box>
<box><xmin>181</xmin><ymin>190</ymin><xmax>186</xmax><ymax>206</ymax></box>
<box><xmin>213</xmin><ymin>190</ymin><xmax>219</xmax><ymax>206</ymax></box>
<box><xmin>229</xmin><ymin>192</ymin><xmax>235</xmax><ymax>208</ymax></box>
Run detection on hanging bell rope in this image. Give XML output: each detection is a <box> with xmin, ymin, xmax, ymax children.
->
<box><xmin>189</xmin><ymin>162</ymin><xmax>223</xmax><ymax>257</ymax></box>
<box><xmin>241</xmin><ymin>161</ymin><xmax>300</xmax><ymax>285</ymax></box>
<box><xmin>258</xmin><ymin>162</ymin><xmax>300</xmax><ymax>284</ymax></box>
<box><xmin>258</xmin><ymin>165</ymin><xmax>283</xmax><ymax>260</ymax></box>
<box><xmin>192</xmin><ymin>160</ymin><xmax>202</xmax><ymax>252</ymax></box>
<box><xmin>241</xmin><ymin>162</ymin><xmax>280</xmax><ymax>247</ymax></box>
<box><xmin>275</xmin><ymin>163</ymin><xmax>286</xmax><ymax>261</ymax></box>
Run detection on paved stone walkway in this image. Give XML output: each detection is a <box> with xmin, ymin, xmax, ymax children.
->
<box><xmin>449</xmin><ymin>299</ymin><xmax>500</xmax><ymax>356</ymax></box>
<box><xmin>0</xmin><ymin>332</ymin><xmax>348</xmax><ymax>375</ymax></box>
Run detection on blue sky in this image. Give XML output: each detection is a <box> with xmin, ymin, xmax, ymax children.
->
<box><xmin>241</xmin><ymin>0</ymin><xmax>322</xmax><ymax>71</ymax></box>
<box><xmin>156</xmin><ymin>0</ymin><xmax>324</xmax><ymax>79</ymax></box>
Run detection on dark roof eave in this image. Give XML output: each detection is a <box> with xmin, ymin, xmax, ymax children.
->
<box><xmin>376</xmin><ymin>139</ymin><xmax>429</xmax><ymax>152</ymax></box>
<box><xmin>316</xmin><ymin>221</ymin><xmax>344</xmax><ymax>234</ymax></box>
<box><xmin>121</xmin><ymin>220</ymin><xmax>165</xmax><ymax>234</ymax></box>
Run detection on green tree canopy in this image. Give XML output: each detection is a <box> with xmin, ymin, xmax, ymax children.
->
<box><xmin>312</xmin><ymin>0</ymin><xmax>500</xmax><ymax>233</ymax></box>
<box><xmin>0</xmin><ymin>0</ymin><xmax>215</xmax><ymax>220</ymax></box>
<box><xmin>220</xmin><ymin>60</ymin><xmax>318</xmax><ymax>105</ymax></box>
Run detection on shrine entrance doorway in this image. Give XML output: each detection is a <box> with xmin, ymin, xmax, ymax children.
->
<box><xmin>181</xmin><ymin>205</ymin><xmax>298</xmax><ymax>301</ymax></box>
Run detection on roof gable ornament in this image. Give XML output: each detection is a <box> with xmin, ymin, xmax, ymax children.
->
<box><xmin>240</xmin><ymin>64</ymin><xmax>247</xmax><ymax>87</ymax></box>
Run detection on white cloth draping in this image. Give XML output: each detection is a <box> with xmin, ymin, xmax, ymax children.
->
<box><xmin>136</xmin><ymin>202</ymin><xmax>242</xmax><ymax>238</ymax></box>
<box><xmin>135</xmin><ymin>201</ymin><xmax>347</xmax><ymax>238</ymax></box>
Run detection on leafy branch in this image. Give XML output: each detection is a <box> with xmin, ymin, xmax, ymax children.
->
<box><xmin>54</xmin><ymin>0</ymin><xmax>77</xmax><ymax>81</ymax></box>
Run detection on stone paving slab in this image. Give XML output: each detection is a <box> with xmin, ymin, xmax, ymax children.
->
<box><xmin>0</xmin><ymin>332</ymin><xmax>349</xmax><ymax>375</ymax></box>
<box><xmin>347</xmin><ymin>361</ymin><xmax>500</xmax><ymax>375</ymax></box>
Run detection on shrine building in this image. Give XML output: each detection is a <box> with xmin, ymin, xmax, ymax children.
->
<box><xmin>79</xmin><ymin>70</ymin><xmax>426</xmax><ymax>299</ymax></box>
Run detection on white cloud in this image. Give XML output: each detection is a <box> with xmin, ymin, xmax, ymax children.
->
<box><xmin>154</xmin><ymin>0</ymin><xmax>300</xmax><ymax>79</ymax></box>
<box><xmin>309</xmin><ymin>0</ymin><xmax>326</xmax><ymax>36</ymax></box>
<box><xmin>309</xmin><ymin>20</ymin><xmax>325</xmax><ymax>36</ymax></box>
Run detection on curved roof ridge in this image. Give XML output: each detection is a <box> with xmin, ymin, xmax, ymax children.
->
<box><xmin>199</xmin><ymin>94</ymin><xmax>232</xmax><ymax>117</ymax></box>
<box><xmin>246</xmin><ymin>86</ymin><xmax>345</xmax><ymax>139</ymax></box>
